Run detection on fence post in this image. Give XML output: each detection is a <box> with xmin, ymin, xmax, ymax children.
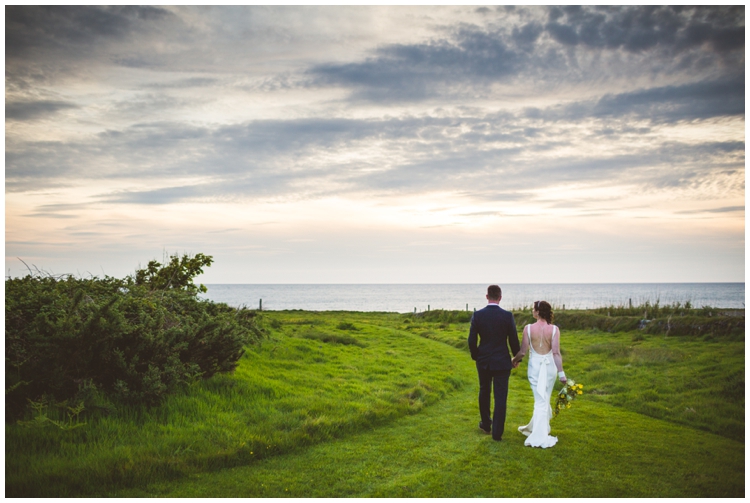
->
<box><xmin>259</xmin><ymin>298</ymin><xmax>262</xmax><ymax>311</ymax></box>
<box><xmin>428</xmin><ymin>304</ymin><xmax>430</xmax><ymax>311</ymax></box>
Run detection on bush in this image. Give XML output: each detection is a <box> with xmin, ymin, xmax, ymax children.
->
<box><xmin>5</xmin><ymin>255</ymin><xmax>266</xmax><ymax>419</ymax></box>
<box><xmin>133</xmin><ymin>252</ymin><xmax>213</xmax><ymax>294</ymax></box>
<box><xmin>643</xmin><ymin>316</ymin><xmax>745</xmax><ymax>340</ymax></box>
<box><xmin>511</xmin><ymin>309</ymin><xmax>743</xmax><ymax>339</ymax></box>
<box><xmin>415</xmin><ymin>310</ymin><xmax>472</xmax><ymax>324</ymax></box>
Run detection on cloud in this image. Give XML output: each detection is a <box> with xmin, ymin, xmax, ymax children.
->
<box><xmin>7</xmin><ymin>98</ymin><xmax>744</xmax><ymax>206</ymax></box>
<box><xmin>676</xmin><ymin>206</ymin><xmax>745</xmax><ymax>214</ymax></box>
<box><xmin>4</xmin><ymin>6</ymin><xmax>744</xmax><ymax>216</ymax></box>
<box><xmin>592</xmin><ymin>77</ymin><xmax>744</xmax><ymax>121</ymax></box>
<box><xmin>22</xmin><ymin>213</ymin><xmax>78</xmax><ymax>219</ymax></box>
<box><xmin>5</xmin><ymin>5</ymin><xmax>173</xmax><ymax>59</ymax></box>
<box><xmin>308</xmin><ymin>27</ymin><xmax>526</xmax><ymax>101</ymax></box>
<box><xmin>305</xmin><ymin>6</ymin><xmax>743</xmax><ymax>103</ymax></box>
<box><xmin>544</xmin><ymin>5</ymin><xmax>744</xmax><ymax>55</ymax></box>
<box><xmin>5</xmin><ymin>6</ymin><xmax>181</xmax><ymax>87</ymax></box>
<box><xmin>22</xmin><ymin>202</ymin><xmax>92</xmax><ymax>219</ymax></box>
<box><xmin>6</xmin><ymin>99</ymin><xmax>78</xmax><ymax>121</ymax></box>
<box><xmin>525</xmin><ymin>76</ymin><xmax>744</xmax><ymax>124</ymax></box>
<box><xmin>102</xmin><ymin>186</ymin><xmax>206</xmax><ymax>205</ymax></box>
<box><xmin>141</xmin><ymin>77</ymin><xmax>219</xmax><ymax>89</ymax></box>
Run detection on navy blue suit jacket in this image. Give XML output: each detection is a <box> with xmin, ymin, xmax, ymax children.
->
<box><xmin>468</xmin><ymin>304</ymin><xmax>520</xmax><ymax>371</ymax></box>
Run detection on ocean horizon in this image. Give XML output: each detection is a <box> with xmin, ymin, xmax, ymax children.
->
<box><xmin>199</xmin><ymin>282</ymin><xmax>745</xmax><ymax>312</ymax></box>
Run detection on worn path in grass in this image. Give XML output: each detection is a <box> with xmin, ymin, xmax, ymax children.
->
<box><xmin>116</xmin><ymin>376</ymin><xmax>744</xmax><ymax>498</ymax></box>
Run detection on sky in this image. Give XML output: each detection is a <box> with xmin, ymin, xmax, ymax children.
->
<box><xmin>5</xmin><ymin>5</ymin><xmax>746</xmax><ymax>284</ymax></box>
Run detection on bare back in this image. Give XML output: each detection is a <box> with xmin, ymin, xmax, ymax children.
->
<box><xmin>527</xmin><ymin>323</ymin><xmax>556</xmax><ymax>354</ymax></box>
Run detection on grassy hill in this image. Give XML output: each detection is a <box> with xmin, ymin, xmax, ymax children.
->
<box><xmin>5</xmin><ymin>310</ymin><xmax>744</xmax><ymax>497</ymax></box>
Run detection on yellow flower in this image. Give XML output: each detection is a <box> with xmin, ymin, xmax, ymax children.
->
<box><xmin>566</xmin><ymin>404</ymin><xmax>571</xmax><ymax>408</ymax></box>
<box><xmin>577</xmin><ymin>390</ymin><xmax>583</xmax><ymax>395</ymax></box>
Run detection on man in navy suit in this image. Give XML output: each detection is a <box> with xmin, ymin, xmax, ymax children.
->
<box><xmin>468</xmin><ymin>285</ymin><xmax>521</xmax><ymax>441</ymax></box>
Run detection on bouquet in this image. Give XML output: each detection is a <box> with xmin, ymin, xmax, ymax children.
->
<box><xmin>553</xmin><ymin>379</ymin><xmax>583</xmax><ymax>417</ymax></box>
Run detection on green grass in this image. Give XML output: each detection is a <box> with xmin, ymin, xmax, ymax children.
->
<box><xmin>113</xmin><ymin>389</ymin><xmax>743</xmax><ymax>498</ymax></box>
<box><xmin>5</xmin><ymin>310</ymin><xmax>745</xmax><ymax>497</ymax></box>
<box><xmin>6</xmin><ymin>311</ymin><xmax>469</xmax><ymax>497</ymax></box>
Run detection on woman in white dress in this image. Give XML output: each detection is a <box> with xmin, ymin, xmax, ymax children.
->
<box><xmin>511</xmin><ymin>300</ymin><xmax>566</xmax><ymax>448</ymax></box>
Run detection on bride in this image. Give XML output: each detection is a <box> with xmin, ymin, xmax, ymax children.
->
<box><xmin>511</xmin><ymin>300</ymin><xmax>566</xmax><ymax>448</ymax></box>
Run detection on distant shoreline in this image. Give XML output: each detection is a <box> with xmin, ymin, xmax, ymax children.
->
<box><xmin>203</xmin><ymin>282</ymin><xmax>745</xmax><ymax>285</ymax></box>
<box><xmin>199</xmin><ymin>283</ymin><xmax>745</xmax><ymax>312</ymax></box>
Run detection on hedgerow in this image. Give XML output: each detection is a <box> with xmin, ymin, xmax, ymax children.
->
<box><xmin>5</xmin><ymin>253</ymin><xmax>266</xmax><ymax>420</ymax></box>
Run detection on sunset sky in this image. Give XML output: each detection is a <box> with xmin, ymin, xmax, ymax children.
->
<box><xmin>5</xmin><ymin>6</ymin><xmax>745</xmax><ymax>283</ymax></box>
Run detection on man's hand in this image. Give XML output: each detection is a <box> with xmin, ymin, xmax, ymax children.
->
<box><xmin>512</xmin><ymin>359</ymin><xmax>520</xmax><ymax>368</ymax></box>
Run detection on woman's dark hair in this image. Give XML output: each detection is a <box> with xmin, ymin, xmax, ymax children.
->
<box><xmin>534</xmin><ymin>300</ymin><xmax>554</xmax><ymax>324</ymax></box>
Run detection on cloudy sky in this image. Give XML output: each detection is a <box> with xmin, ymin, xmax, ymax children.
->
<box><xmin>5</xmin><ymin>5</ymin><xmax>745</xmax><ymax>283</ymax></box>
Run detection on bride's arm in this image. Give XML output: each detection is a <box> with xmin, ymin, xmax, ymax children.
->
<box><xmin>511</xmin><ymin>325</ymin><xmax>529</xmax><ymax>365</ymax></box>
<box><xmin>552</xmin><ymin>326</ymin><xmax>566</xmax><ymax>382</ymax></box>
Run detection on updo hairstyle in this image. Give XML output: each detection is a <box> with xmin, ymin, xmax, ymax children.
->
<box><xmin>534</xmin><ymin>300</ymin><xmax>554</xmax><ymax>324</ymax></box>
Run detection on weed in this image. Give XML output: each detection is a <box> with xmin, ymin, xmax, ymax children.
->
<box><xmin>18</xmin><ymin>399</ymin><xmax>87</xmax><ymax>431</ymax></box>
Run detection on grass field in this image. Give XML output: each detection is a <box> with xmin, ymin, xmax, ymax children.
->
<box><xmin>5</xmin><ymin>310</ymin><xmax>745</xmax><ymax>497</ymax></box>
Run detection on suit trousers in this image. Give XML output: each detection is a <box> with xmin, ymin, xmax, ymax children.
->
<box><xmin>477</xmin><ymin>367</ymin><xmax>511</xmax><ymax>440</ymax></box>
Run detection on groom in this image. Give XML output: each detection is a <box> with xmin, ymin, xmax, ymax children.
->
<box><xmin>467</xmin><ymin>285</ymin><xmax>521</xmax><ymax>441</ymax></box>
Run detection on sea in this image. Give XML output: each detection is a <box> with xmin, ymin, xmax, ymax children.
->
<box><xmin>200</xmin><ymin>283</ymin><xmax>745</xmax><ymax>312</ymax></box>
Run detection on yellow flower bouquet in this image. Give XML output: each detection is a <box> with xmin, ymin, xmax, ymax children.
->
<box><xmin>553</xmin><ymin>379</ymin><xmax>583</xmax><ymax>417</ymax></box>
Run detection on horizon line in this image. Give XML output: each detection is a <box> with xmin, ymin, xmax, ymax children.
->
<box><xmin>201</xmin><ymin>281</ymin><xmax>745</xmax><ymax>285</ymax></box>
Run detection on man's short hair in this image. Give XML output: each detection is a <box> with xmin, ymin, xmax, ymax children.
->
<box><xmin>487</xmin><ymin>285</ymin><xmax>501</xmax><ymax>300</ymax></box>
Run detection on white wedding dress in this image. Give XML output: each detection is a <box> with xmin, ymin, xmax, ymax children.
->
<box><xmin>518</xmin><ymin>325</ymin><xmax>558</xmax><ymax>448</ymax></box>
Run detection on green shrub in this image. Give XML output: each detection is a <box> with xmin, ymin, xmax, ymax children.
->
<box><xmin>132</xmin><ymin>252</ymin><xmax>214</xmax><ymax>294</ymax></box>
<box><xmin>5</xmin><ymin>255</ymin><xmax>266</xmax><ymax>419</ymax></box>
<box><xmin>511</xmin><ymin>308</ymin><xmax>743</xmax><ymax>339</ymax></box>
<box><xmin>416</xmin><ymin>310</ymin><xmax>472</xmax><ymax>324</ymax></box>
<box><xmin>644</xmin><ymin>316</ymin><xmax>745</xmax><ymax>340</ymax></box>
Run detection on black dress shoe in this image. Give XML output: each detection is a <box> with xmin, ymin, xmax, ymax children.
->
<box><xmin>479</xmin><ymin>422</ymin><xmax>491</xmax><ymax>434</ymax></box>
